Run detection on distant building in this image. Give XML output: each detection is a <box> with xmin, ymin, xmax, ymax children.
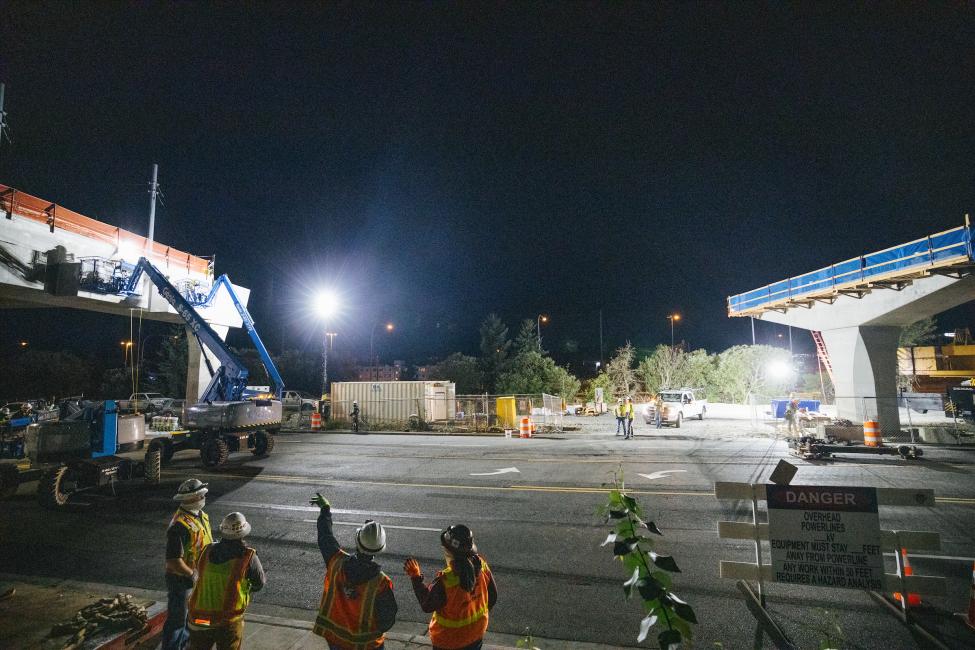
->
<box><xmin>355</xmin><ymin>361</ymin><xmax>405</xmax><ymax>382</ymax></box>
<box><xmin>415</xmin><ymin>365</ymin><xmax>431</xmax><ymax>380</ymax></box>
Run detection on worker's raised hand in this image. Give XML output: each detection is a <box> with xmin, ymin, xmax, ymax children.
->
<box><xmin>309</xmin><ymin>492</ymin><xmax>331</xmax><ymax>509</ymax></box>
<box><xmin>404</xmin><ymin>558</ymin><xmax>422</xmax><ymax>579</ymax></box>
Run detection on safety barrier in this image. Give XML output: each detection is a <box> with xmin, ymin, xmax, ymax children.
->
<box><xmin>519</xmin><ymin>417</ymin><xmax>532</xmax><ymax>438</ymax></box>
<box><xmin>728</xmin><ymin>219</ymin><xmax>973</xmax><ymax>316</ymax></box>
<box><xmin>863</xmin><ymin>420</ymin><xmax>881</xmax><ymax>447</ymax></box>
<box><xmin>310</xmin><ymin>411</ymin><xmax>321</xmax><ymax>431</ymax></box>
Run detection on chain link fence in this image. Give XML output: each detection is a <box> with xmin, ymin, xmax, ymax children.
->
<box><xmin>318</xmin><ymin>394</ymin><xmax>563</xmax><ymax>433</ymax></box>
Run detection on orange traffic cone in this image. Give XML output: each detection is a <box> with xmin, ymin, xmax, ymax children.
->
<box><xmin>957</xmin><ymin>561</ymin><xmax>975</xmax><ymax>630</ymax></box>
<box><xmin>893</xmin><ymin>548</ymin><xmax>921</xmax><ymax>607</ymax></box>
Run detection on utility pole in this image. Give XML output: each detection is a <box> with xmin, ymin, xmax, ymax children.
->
<box><xmin>750</xmin><ymin>317</ymin><xmax>756</xmax><ymax>345</ymax></box>
<box><xmin>788</xmin><ymin>325</ymin><xmax>793</xmax><ymax>355</ymax></box>
<box><xmin>147</xmin><ymin>164</ymin><xmax>159</xmax><ymax>246</ymax></box>
<box><xmin>599</xmin><ymin>309</ymin><xmax>604</xmax><ymax>367</ymax></box>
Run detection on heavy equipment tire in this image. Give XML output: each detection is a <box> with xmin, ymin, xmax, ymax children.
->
<box><xmin>37</xmin><ymin>465</ymin><xmax>73</xmax><ymax>509</ymax></box>
<box><xmin>699</xmin><ymin>407</ymin><xmax>706</xmax><ymax>421</ymax></box>
<box><xmin>149</xmin><ymin>439</ymin><xmax>175</xmax><ymax>465</ymax></box>
<box><xmin>200</xmin><ymin>438</ymin><xmax>230</xmax><ymax>468</ymax></box>
<box><xmin>144</xmin><ymin>449</ymin><xmax>162</xmax><ymax>484</ymax></box>
<box><xmin>0</xmin><ymin>464</ymin><xmax>19</xmax><ymax>499</ymax></box>
<box><xmin>674</xmin><ymin>413</ymin><xmax>682</xmax><ymax>429</ymax></box>
<box><xmin>252</xmin><ymin>431</ymin><xmax>275</xmax><ymax>456</ymax></box>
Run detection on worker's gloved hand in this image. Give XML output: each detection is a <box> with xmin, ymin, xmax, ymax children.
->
<box><xmin>404</xmin><ymin>558</ymin><xmax>423</xmax><ymax>579</ymax></box>
<box><xmin>309</xmin><ymin>492</ymin><xmax>331</xmax><ymax>510</ymax></box>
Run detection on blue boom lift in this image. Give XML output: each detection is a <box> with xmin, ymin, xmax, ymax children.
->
<box><xmin>123</xmin><ymin>258</ymin><xmax>284</xmax><ymax>467</ymax></box>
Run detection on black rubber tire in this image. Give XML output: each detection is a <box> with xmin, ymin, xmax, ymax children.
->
<box><xmin>200</xmin><ymin>438</ymin><xmax>230</xmax><ymax>468</ymax></box>
<box><xmin>37</xmin><ymin>465</ymin><xmax>72</xmax><ymax>509</ymax></box>
<box><xmin>145</xmin><ymin>449</ymin><xmax>162</xmax><ymax>484</ymax></box>
<box><xmin>699</xmin><ymin>407</ymin><xmax>706</xmax><ymax>421</ymax></box>
<box><xmin>252</xmin><ymin>431</ymin><xmax>275</xmax><ymax>456</ymax></box>
<box><xmin>0</xmin><ymin>464</ymin><xmax>19</xmax><ymax>499</ymax></box>
<box><xmin>674</xmin><ymin>413</ymin><xmax>682</xmax><ymax>429</ymax></box>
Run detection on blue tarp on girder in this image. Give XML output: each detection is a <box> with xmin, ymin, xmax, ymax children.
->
<box><xmin>728</xmin><ymin>223</ymin><xmax>974</xmax><ymax>314</ymax></box>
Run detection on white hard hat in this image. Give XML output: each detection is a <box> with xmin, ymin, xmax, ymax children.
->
<box><xmin>219</xmin><ymin>512</ymin><xmax>251</xmax><ymax>540</ymax></box>
<box><xmin>173</xmin><ymin>478</ymin><xmax>208</xmax><ymax>502</ymax></box>
<box><xmin>356</xmin><ymin>520</ymin><xmax>386</xmax><ymax>555</ymax></box>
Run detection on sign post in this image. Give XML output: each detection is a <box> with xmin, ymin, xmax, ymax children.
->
<box><xmin>767</xmin><ymin>485</ymin><xmax>884</xmax><ymax>591</ymax></box>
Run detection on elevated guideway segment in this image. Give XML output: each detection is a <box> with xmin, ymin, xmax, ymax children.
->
<box><xmin>727</xmin><ymin>219</ymin><xmax>974</xmax><ymax>434</ymax></box>
<box><xmin>0</xmin><ymin>183</ymin><xmax>252</xmax><ymax>400</ymax></box>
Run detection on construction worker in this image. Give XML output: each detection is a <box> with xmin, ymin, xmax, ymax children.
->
<box><xmin>624</xmin><ymin>397</ymin><xmax>636</xmax><ymax>439</ymax></box>
<box><xmin>350</xmin><ymin>401</ymin><xmax>361</xmax><ymax>433</ymax></box>
<box><xmin>164</xmin><ymin>479</ymin><xmax>213</xmax><ymax>650</ymax></box>
<box><xmin>310</xmin><ymin>492</ymin><xmax>397</xmax><ymax>649</ymax></box>
<box><xmin>654</xmin><ymin>394</ymin><xmax>664</xmax><ymax>429</ymax></box>
<box><xmin>404</xmin><ymin>525</ymin><xmax>498</xmax><ymax>650</ymax></box>
<box><xmin>187</xmin><ymin>512</ymin><xmax>266</xmax><ymax>650</ymax></box>
<box><xmin>613</xmin><ymin>398</ymin><xmax>625</xmax><ymax>436</ymax></box>
<box><xmin>785</xmin><ymin>399</ymin><xmax>800</xmax><ymax>435</ymax></box>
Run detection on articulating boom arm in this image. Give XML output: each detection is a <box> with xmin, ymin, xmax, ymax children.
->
<box><xmin>125</xmin><ymin>258</ymin><xmax>249</xmax><ymax>402</ymax></box>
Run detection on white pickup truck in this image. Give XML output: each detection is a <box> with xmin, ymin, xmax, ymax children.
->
<box><xmin>642</xmin><ymin>388</ymin><xmax>707</xmax><ymax>428</ymax></box>
<box><xmin>119</xmin><ymin>393</ymin><xmax>172</xmax><ymax>412</ymax></box>
<box><xmin>281</xmin><ymin>390</ymin><xmax>319</xmax><ymax>412</ymax></box>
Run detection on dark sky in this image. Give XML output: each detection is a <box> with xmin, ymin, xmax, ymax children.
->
<box><xmin>1</xmin><ymin>2</ymin><xmax>974</xmax><ymax>369</ymax></box>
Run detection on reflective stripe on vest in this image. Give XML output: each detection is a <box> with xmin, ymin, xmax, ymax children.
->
<box><xmin>429</xmin><ymin>559</ymin><xmax>491</xmax><ymax>648</ymax></box>
<box><xmin>312</xmin><ymin>552</ymin><xmax>390</xmax><ymax>649</ymax></box>
<box><xmin>187</xmin><ymin>545</ymin><xmax>254</xmax><ymax>626</ymax></box>
<box><xmin>170</xmin><ymin>509</ymin><xmax>213</xmax><ymax>568</ymax></box>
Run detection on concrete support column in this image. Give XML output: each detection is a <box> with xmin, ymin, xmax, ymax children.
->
<box><xmin>184</xmin><ymin>323</ymin><xmax>230</xmax><ymax>402</ymax></box>
<box><xmin>819</xmin><ymin>326</ymin><xmax>902</xmax><ymax>436</ymax></box>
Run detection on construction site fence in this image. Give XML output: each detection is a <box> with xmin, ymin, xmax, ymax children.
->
<box><xmin>315</xmin><ymin>394</ymin><xmax>563</xmax><ymax>433</ymax></box>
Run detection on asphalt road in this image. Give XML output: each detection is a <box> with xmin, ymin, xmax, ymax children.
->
<box><xmin>2</xmin><ymin>417</ymin><xmax>974</xmax><ymax>649</ymax></box>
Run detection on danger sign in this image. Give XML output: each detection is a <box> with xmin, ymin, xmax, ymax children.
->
<box><xmin>766</xmin><ymin>485</ymin><xmax>884</xmax><ymax>590</ymax></box>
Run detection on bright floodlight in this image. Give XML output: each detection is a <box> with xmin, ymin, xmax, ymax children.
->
<box><xmin>313</xmin><ymin>290</ymin><xmax>341</xmax><ymax>320</ymax></box>
<box><xmin>117</xmin><ymin>241</ymin><xmax>141</xmax><ymax>263</ymax></box>
<box><xmin>767</xmin><ymin>359</ymin><xmax>792</xmax><ymax>380</ymax></box>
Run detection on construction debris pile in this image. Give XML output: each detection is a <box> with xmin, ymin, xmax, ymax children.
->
<box><xmin>50</xmin><ymin>593</ymin><xmax>149</xmax><ymax>649</ymax></box>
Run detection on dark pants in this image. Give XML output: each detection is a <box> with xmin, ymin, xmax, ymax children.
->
<box><xmin>655</xmin><ymin>412</ymin><xmax>662</xmax><ymax>428</ymax></box>
<box><xmin>615</xmin><ymin>416</ymin><xmax>624</xmax><ymax>434</ymax></box>
<box><xmin>162</xmin><ymin>584</ymin><xmax>192</xmax><ymax>650</ymax></box>
<box><xmin>188</xmin><ymin>619</ymin><xmax>245</xmax><ymax>650</ymax></box>
<box><xmin>625</xmin><ymin>418</ymin><xmax>634</xmax><ymax>438</ymax></box>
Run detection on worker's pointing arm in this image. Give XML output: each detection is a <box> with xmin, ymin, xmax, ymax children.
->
<box><xmin>311</xmin><ymin>493</ymin><xmax>340</xmax><ymax>563</ymax></box>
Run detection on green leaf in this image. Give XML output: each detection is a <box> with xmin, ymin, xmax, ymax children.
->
<box><xmin>612</xmin><ymin>541</ymin><xmax>632</xmax><ymax>556</ymax></box>
<box><xmin>638</xmin><ymin>578</ymin><xmax>664</xmax><ymax>601</ymax></box>
<box><xmin>650</xmin><ymin>552</ymin><xmax>681</xmax><ymax>573</ymax></box>
<box><xmin>621</xmin><ymin>494</ymin><xmax>639</xmax><ymax>512</ymax></box>
<box><xmin>644</xmin><ymin>520</ymin><xmax>663</xmax><ymax>535</ymax></box>
<box><xmin>658</xmin><ymin>629</ymin><xmax>682</xmax><ymax>650</ymax></box>
<box><xmin>670</xmin><ymin>615</ymin><xmax>693</xmax><ymax>640</ymax></box>
<box><xmin>609</xmin><ymin>509</ymin><xmax>627</xmax><ymax>519</ymax></box>
<box><xmin>636</xmin><ymin>613</ymin><xmax>659</xmax><ymax>642</ymax></box>
<box><xmin>651</xmin><ymin>571</ymin><xmax>673</xmax><ymax>588</ymax></box>
<box><xmin>674</xmin><ymin>602</ymin><xmax>698</xmax><ymax>624</ymax></box>
<box><xmin>608</xmin><ymin>490</ymin><xmax>623</xmax><ymax>506</ymax></box>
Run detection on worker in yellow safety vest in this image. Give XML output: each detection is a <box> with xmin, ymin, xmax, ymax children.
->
<box><xmin>614</xmin><ymin>398</ymin><xmax>625</xmax><ymax>436</ymax></box>
<box><xmin>310</xmin><ymin>492</ymin><xmax>397</xmax><ymax>649</ymax></box>
<box><xmin>404</xmin><ymin>525</ymin><xmax>498</xmax><ymax>650</ymax></box>
<box><xmin>186</xmin><ymin>512</ymin><xmax>266</xmax><ymax>650</ymax></box>
<box><xmin>624</xmin><ymin>397</ymin><xmax>635</xmax><ymax>439</ymax></box>
<box><xmin>164</xmin><ymin>478</ymin><xmax>213</xmax><ymax>650</ymax></box>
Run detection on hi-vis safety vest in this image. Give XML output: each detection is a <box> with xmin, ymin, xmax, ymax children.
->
<box><xmin>170</xmin><ymin>509</ymin><xmax>212</xmax><ymax>569</ymax></box>
<box><xmin>188</xmin><ymin>545</ymin><xmax>255</xmax><ymax>627</ymax></box>
<box><xmin>313</xmin><ymin>552</ymin><xmax>392</xmax><ymax>650</ymax></box>
<box><xmin>622</xmin><ymin>403</ymin><xmax>634</xmax><ymax>418</ymax></box>
<box><xmin>429</xmin><ymin>559</ymin><xmax>493</xmax><ymax>650</ymax></box>
<box><xmin>614</xmin><ymin>404</ymin><xmax>624</xmax><ymax>417</ymax></box>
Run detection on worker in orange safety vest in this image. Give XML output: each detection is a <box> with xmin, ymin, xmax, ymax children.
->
<box><xmin>404</xmin><ymin>525</ymin><xmax>498</xmax><ymax>650</ymax></box>
<box><xmin>163</xmin><ymin>478</ymin><xmax>213</xmax><ymax>650</ymax></box>
<box><xmin>310</xmin><ymin>492</ymin><xmax>397</xmax><ymax>650</ymax></box>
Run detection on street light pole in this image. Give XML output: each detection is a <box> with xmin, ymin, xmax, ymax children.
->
<box><xmin>668</xmin><ymin>314</ymin><xmax>681</xmax><ymax>347</ymax></box>
<box><xmin>536</xmin><ymin>314</ymin><xmax>548</xmax><ymax>349</ymax></box>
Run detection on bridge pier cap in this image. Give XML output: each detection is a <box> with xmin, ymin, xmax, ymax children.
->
<box><xmin>727</xmin><ymin>220</ymin><xmax>975</xmax><ymax>435</ymax></box>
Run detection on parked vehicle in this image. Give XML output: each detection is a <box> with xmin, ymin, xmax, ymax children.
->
<box><xmin>643</xmin><ymin>388</ymin><xmax>707</xmax><ymax>428</ymax></box>
<box><xmin>281</xmin><ymin>390</ymin><xmax>319</xmax><ymax>412</ymax></box>
<box><xmin>118</xmin><ymin>392</ymin><xmax>170</xmax><ymax>412</ymax></box>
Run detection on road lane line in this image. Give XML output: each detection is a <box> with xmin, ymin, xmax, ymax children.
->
<box><xmin>302</xmin><ymin>520</ymin><xmax>440</xmax><ymax>532</ymax></box>
<box><xmin>161</xmin><ymin>471</ymin><xmax>975</xmax><ymax>503</ymax></box>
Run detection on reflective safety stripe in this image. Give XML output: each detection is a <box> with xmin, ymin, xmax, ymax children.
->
<box><xmin>187</xmin><ymin>546</ymin><xmax>254</xmax><ymax>626</ymax></box>
<box><xmin>431</xmin><ymin>604</ymin><xmax>489</xmax><ymax>628</ymax></box>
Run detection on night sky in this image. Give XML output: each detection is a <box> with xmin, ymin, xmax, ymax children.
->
<box><xmin>1</xmin><ymin>2</ymin><xmax>974</xmax><ymax>370</ymax></box>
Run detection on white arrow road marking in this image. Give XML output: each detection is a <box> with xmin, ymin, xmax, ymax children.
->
<box><xmin>470</xmin><ymin>467</ymin><xmax>520</xmax><ymax>476</ymax></box>
<box><xmin>638</xmin><ymin>470</ymin><xmax>687</xmax><ymax>480</ymax></box>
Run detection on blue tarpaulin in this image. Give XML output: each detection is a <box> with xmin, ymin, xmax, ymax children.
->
<box><xmin>770</xmin><ymin>399</ymin><xmax>821</xmax><ymax>419</ymax></box>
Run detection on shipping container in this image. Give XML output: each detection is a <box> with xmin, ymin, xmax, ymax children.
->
<box><xmin>331</xmin><ymin>381</ymin><xmax>456</xmax><ymax>424</ymax></box>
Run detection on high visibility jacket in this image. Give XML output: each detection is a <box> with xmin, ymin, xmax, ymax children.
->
<box><xmin>622</xmin><ymin>403</ymin><xmax>634</xmax><ymax>418</ymax></box>
<box><xmin>170</xmin><ymin>509</ymin><xmax>212</xmax><ymax>569</ymax></box>
<box><xmin>187</xmin><ymin>545</ymin><xmax>255</xmax><ymax>627</ymax></box>
<box><xmin>429</xmin><ymin>559</ymin><xmax>493</xmax><ymax>650</ymax></box>
<box><xmin>313</xmin><ymin>552</ymin><xmax>392</xmax><ymax>650</ymax></box>
<box><xmin>614</xmin><ymin>404</ymin><xmax>624</xmax><ymax>417</ymax></box>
